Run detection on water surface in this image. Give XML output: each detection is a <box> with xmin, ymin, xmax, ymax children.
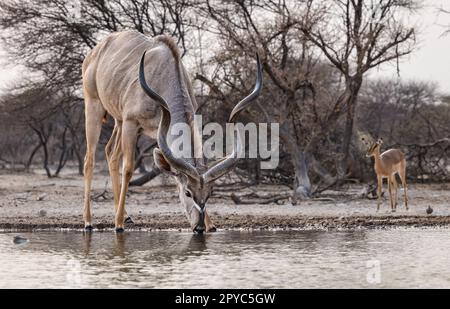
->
<box><xmin>1</xmin><ymin>229</ymin><xmax>450</xmax><ymax>288</ymax></box>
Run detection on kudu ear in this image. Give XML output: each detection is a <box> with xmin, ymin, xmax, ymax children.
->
<box><xmin>153</xmin><ymin>148</ymin><xmax>176</xmax><ymax>175</ymax></box>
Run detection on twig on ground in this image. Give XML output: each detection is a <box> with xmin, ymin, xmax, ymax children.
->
<box><xmin>230</xmin><ymin>193</ymin><xmax>291</xmax><ymax>205</ymax></box>
<box><xmin>92</xmin><ymin>180</ymin><xmax>110</xmax><ymax>201</ymax></box>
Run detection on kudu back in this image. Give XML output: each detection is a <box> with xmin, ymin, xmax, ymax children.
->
<box><xmin>82</xmin><ymin>31</ymin><xmax>262</xmax><ymax>233</ymax></box>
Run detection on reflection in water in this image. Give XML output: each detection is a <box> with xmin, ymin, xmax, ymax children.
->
<box><xmin>1</xmin><ymin>229</ymin><xmax>450</xmax><ymax>288</ymax></box>
<box><xmin>82</xmin><ymin>231</ymin><xmax>210</xmax><ymax>260</ymax></box>
<box><xmin>186</xmin><ymin>234</ymin><xmax>208</xmax><ymax>253</ymax></box>
<box><xmin>82</xmin><ymin>232</ymin><xmax>92</xmax><ymax>257</ymax></box>
<box><xmin>113</xmin><ymin>232</ymin><xmax>126</xmax><ymax>258</ymax></box>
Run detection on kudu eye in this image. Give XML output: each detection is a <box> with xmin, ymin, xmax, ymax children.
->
<box><xmin>185</xmin><ymin>190</ymin><xmax>192</xmax><ymax>198</ymax></box>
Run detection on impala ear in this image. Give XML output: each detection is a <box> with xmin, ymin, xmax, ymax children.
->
<box><xmin>154</xmin><ymin>148</ymin><xmax>176</xmax><ymax>175</ymax></box>
<box><xmin>377</xmin><ymin>138</ymin><xmax>383</xmax><ymax>145</ymax></box>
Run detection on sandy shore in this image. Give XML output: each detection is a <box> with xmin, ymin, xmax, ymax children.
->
<box><xmin>0</xmin><ymin>171</ymin><xmax>449</xmax><ymax>231</ymax></box>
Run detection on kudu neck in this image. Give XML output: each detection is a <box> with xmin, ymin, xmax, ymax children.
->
<box><xmin>162</xmin><ymin>91</ymin><xmax>204</xmax><ymax>168</ymax></box>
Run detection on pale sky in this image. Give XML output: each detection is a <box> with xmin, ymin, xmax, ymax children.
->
<box><xmin>371</xmin><ymin>0</ymin><xmax>450</xmax><ymax>93</ymax></box>
<box><xmin>0</xmin><ymin>0</ymin><xmax>449</xmax><ymax>94</ymax></box>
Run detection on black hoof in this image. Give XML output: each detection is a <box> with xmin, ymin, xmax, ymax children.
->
<box><xmin>85</xmin><ymin>225</ymin><xmax>93</xmax><ymax>231</ymax></box>
<box><xmin>207</xmin><ymin>226</ymin><xmax>217</xmax><ymax>233</ymax></box>
<box><xmin>124</xmin><ymin>217</ymin><xmax>134</xmax><ymax>224</ymax></box>
<box><xmin>115</xmin><ymin>227</ymin><xmax>125</xmax><ymax>233</ymax></box>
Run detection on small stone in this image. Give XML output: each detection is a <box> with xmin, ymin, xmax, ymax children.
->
<box><xmin>426</xmin><ymin>206</ymin><xmax>433</xmax><ymax>215</ymax></box>
<box><xmin>38</xmin><ymin>209</ymin><xmax>47</xmax><ymax>217</ymax></box>
<box><xmin>13</xmin><ymin>236</ymin><xmax>28</xmax><ymax>245</ymax></box>
<box><xmin>37</xmin><ymin>193</ymin><xmax>47</xmax><ymax>201</ymax></box>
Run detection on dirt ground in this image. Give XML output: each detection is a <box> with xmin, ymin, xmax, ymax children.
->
<box><xmin>0</xmin><ymin>170</ymin><xmax>449</xmax><ymax>231</ymax></box>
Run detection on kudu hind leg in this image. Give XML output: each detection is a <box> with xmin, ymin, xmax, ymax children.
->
<box><xmin>105</xmin><ymin>124</ymin><xmax>120</xmax><ymax>208</ymax></box>
<box><xmin>83</xmin><ymin>99</ymin><xmax>105</xmax><ymax>229</ymax></box>
<box><xmin>115</xmin><ymin>121</ymin><xmax>138</xmax><ymax>232</ymax></box>
<box><xmin>105</xmin><ymin>123</ymin><xmax>131</xmax><ymax>221</ymax></box>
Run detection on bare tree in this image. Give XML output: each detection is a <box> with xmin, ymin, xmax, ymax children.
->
<box><xmin>193</xmin><ymin>0</ymin><xmax>341</xmax><ymax>200</ymax></box>
<box><xmin>0</xmin><ymin>0</ymin><xmax>193</xmax><ymax>177</ymax></box>
<box><xmin>298</xmin><ymin>0</ymin><xmax>417</xmax><ymax>179</ymax></box>
<box><xmin>0</xmin><ymin>84</ymin><xmax>63</xmax><ymax>176</ymax></box>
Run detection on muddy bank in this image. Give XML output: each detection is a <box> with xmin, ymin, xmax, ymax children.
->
<box><xmin>1</xmin><ymin>214</ymin><xmax>450</xmax><ymax>231</ymax></box>
<box><xmin>0</xmin><ymin>172</ymin><xmax>449</xmax><ymax>231</ymax></box>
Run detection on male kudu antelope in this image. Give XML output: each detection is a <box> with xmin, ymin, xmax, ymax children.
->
<box><xmin>363</xmin><ymin>138</ymin><xmax>408</xmax><ymax>212</ymax></box>
<box><xmin>82</xmin><ymin>31</ymin><xmax>262</xmax><ymax>233</ymax></box>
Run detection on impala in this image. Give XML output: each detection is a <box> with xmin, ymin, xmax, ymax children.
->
<box><xmin>82</xmin><ymin>31</ymin><xmax>262</xmax><ymax>233</ymax></box>
<box><xmin>364</xmin><ymin>138</ymin><xmax>408</xmax><ymax>212</ymax></box>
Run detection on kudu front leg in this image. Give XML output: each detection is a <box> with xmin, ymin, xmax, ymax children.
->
<box><xmin>83</xmin><ymin>98</ymin><xmax>104</xmax><ymax>230</ymax></box>
<box><xmin>105</xmin><ymin>123</ymin><xmax>132</xmax><ymax>223</ymax></box>
<box><xmin>115</xmin><ymin>121</ymin><xmax>138</xmax><ymax>232</ymax></box>
<box><xmin>204</xmin><ymin>211</ymin><xmax>217</xmax><ymax>233</ymax></box>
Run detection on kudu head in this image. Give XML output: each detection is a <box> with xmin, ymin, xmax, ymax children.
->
<box><xmin>362</xmin><ymin>137</ymin><xmax>383</xmax><ymax>158</ymax></box>
<box><xmin>139</xmin><ymin>52</ymin><xmax>263</xmax><ymax>233</ymax></box>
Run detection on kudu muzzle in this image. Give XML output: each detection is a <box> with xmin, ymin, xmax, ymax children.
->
<box><xmin>190</xmin><ymin>202</ymin><xmax>206</xmax><ymax>234</ymax></box>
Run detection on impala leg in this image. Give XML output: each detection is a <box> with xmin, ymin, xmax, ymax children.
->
<box><xmin>83</xmin><ymin>98</ymin><xmax>105</xmax><ymax>229</ymax></box>
<box><xmin>400</xmin><ymin>163</ymin><xmax>408</xmax><ymax>210</ymax></box>
<box><xmin>388</xmin><ymin>175</ymin><xmax>394</xmax><ymax>212</ymax></box>
<box><xmin>376</xmin><ymin>175</ymin><xmax>382</xmax><ymax>212</ymax></box>
<box><xmin>204</xmin><ymin>211</ymin><xmax>217</xmax><ymax>233</ymax></box>
<box><xmin>115</xmin><ymin>121</ymin><xmax>138</xmax><ymax>232</ymax></box>
<box><xmin>392</xmin><ymin>176</ymin><xmax>398</xmax><ymax>211</ymax></box>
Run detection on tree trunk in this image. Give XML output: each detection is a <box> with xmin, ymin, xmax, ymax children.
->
<box><xmin>129</xmin><ymin>167</ymin><xmax>161</xmax><ymax>186</ymax></box>
<box><xmin>279</xmin><ymin>124</ymin><xmax>312</xmax><ymax>201</ymax></box>
<box><xmin>68</xmin><ymin>128</ymin><xmax>84</xmax><ymax>176</ymax></box>
<box><xmin>55</xmin><ymin>128</ymin><xmax>68</xmax><ymax>177</ymax></box>
<box><xmin>337</xmin><ymin>76</ymin><xmax>363</xmax><ymax>180</ymax></box>
<box><xmin>64</xmin><ymin>113</ymin><xmax>85</xmax><ymax>176</ymax></box>
<box><xmin>41</xmin><ymin>138</ymin><xmax>52</xmax><ymax>178</ymax></box>
<box><xmin>74</xmin><ymin>146</ymin><xmax>84</xmax><ymax>176</ymax></box>
<box><xmin>292</xmin><ymin>150</ymin><xmax>312</xmax><ymax>202</ymax></box>
<box><xmin>26</xmin><ymin>143</ymin><xmax>42</xmax><ymax>171</ymax></box>
<box><xmin>32</xmin><ymin>127</ymin><xmax>52</xmax><ymax>178</ymax></box>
